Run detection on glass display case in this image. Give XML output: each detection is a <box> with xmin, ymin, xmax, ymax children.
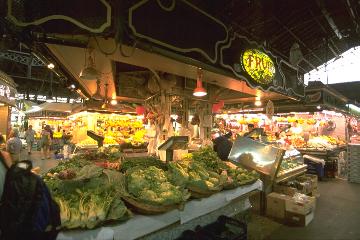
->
<box><xmin>228</xmin><ymin>137</ymin><xmax>285</xmax><ymax>180</ymax></box>
<box><xmin>228</xmin><ymin>137</ymin><xmax>307</xmax><ymax>183</ymax></box>
<box><xmin>275</xmin><ymin>149</ymin><xmax>307</xmax><ymax>183</ymax></box>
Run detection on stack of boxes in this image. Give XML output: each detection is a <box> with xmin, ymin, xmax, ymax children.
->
<box><xmin>273</xmin><ymin>174</ymin><xmax>319</xmax><ymax>197</ymax></box>
<box><xmin>266</xmin><ymin>192</ymin><xmax>316</xmax><ymax>226</ymax></box>
<box><xmin>266</xmin><ymin>174</ymin><xmax>318</xmax><ymax>226</ymax></box>
<box><xmin>348</xmin><ymin>144</ymin><xmax>360</xmax><ymax>184</ymax></box>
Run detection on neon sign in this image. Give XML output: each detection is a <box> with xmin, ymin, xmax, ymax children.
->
<box><xmin>242</xmin><ymin>49</ymin><xmax>276</xmax><ymax>84</ymax></box>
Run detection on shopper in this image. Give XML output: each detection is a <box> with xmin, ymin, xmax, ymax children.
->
<box><xmin>25</xmin><ymin>125</ymin><xmax>36</xmax><ymax>155</ymax></box>
<box><xmin>6</xmin><ymin>128</ymin><xmax>22</xmax><ymax>162</ymax></box>
<box><xmin>243</xmin><ymin>124</ymin><xmax>255</xmax><ymax>137</ymax></box>
<box><xmin>0</xmin><ymin>134</ymin><xmax>12</xmax><ymax>199</ymax></box>
<box><xmin>213</xmin><ymin>131</ymin><xmax>233</xmax><ymax>161</ymax></box>
<box><xmin>40</xmin><ymin>125</ymin><xmax>52</xmax><ymax>160</ymax></box>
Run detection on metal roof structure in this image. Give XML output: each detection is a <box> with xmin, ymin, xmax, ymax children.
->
<box><xmin>0</xmin><ymin>0</ymin><xmax>359</xmax><ymax>100</ymax></box>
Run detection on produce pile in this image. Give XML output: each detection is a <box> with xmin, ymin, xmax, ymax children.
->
<box><xmin>125</xmin><ymin>166</ymin><xmax>190</xmax><ymax>208</ymax></box>
<box><xmin>277</xmin><ymin>158</ymin><xmax>304</xmax><ymax>176</ymax></box>
<box><xmin>43</xmin><ymin>147</ymin><xmax>260</xmax><ymax>230</ymax></box>
<box><xmin>291</xmin><ymin>135</ymin><xmax>345</xmax><ymax>149</ymax></box>
<box><xmin>120</xmin><ymin>156</ymin><xmax>167</xmax><ymax>172</ymax></box>
<box><xmin>168</xmin><ymin>147</ymin><xmax>260</xmax><ymax>195</ymax></box>
<box><xmin>45</xmin><ymin>164</ymin><xmax>131</xmax><ymax>229</ymax></box>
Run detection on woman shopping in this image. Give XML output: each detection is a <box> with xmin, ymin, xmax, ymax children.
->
<box><xmin>25</xmin><ymin>125</ymin><xmax>36</xmax><ymax>155</ymax></box>
<box><xmin>6</xmin><ymin>129</ymin><xmax>22</xmax><ymax>162</ymax></box>
<box><xmin>40</xmin><ymin>125</ymin><xmax>52</xmax><ymax>160</ymax></box>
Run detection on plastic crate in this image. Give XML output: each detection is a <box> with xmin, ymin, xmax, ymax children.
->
<box><xmin>304</xmin><ymin>158</ymin><xmax>324</xmax><ymax>179</ymax></box>
<box><xmin>197</xmin><ymin>216</ymin><xmax>247</xmax><ymax>240</ymax></box>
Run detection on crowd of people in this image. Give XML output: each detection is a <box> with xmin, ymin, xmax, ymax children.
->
<box><xmin>1</xmin><ymin>124</ymin><xmax>72</xmax><ymax>162</ymax></box>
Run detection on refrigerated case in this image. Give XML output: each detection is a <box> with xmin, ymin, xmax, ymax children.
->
<box><xmin>228</xmin><ymin>137</ymin><xmax>307</xmax><ymax>213</ymax></box>
<box><xmin>228</xmin><ymin>137</ymin><xmax>307</xmax><ymax>183</ymax></box>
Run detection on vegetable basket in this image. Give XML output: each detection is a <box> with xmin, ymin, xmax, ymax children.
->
<box><xmin>122</xmin><ymin>195</ymin><xmax>179</xmax><ymax>215</ymax></box>
<box><xmin>187</xmin><ymin>184</ymin><xmax>222</xmax><ymax>199</ymax></box>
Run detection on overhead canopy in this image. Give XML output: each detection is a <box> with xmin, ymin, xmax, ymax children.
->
<box><xmin>329</xmin><ymin>82</ymin><xmax>360</xmax><ymax>103</ymax></box>
<box><xmin>25</xmin><ymin>102</ymin><xmax>80</xmax><ymax>118</ymax></box>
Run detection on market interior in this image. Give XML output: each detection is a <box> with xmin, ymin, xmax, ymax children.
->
<box><xmin>1</xmin><ymin>1</ymin><xmax>360</xmax><ymax>240</ymax></box>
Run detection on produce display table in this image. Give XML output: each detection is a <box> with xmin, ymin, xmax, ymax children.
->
<box><xmin>297</xmin><ymin>146</ymin><xmax>346</xmax><ymax>178</ymax></box>
<box><xmin>57</xmin><ymin>180</ymin><xmax>262</xmax><ymax>240</ymax></box>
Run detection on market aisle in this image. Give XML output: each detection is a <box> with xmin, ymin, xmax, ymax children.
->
<box><xmin>266</xmin><ymin>179</ymin><xmax>360</xmax><ymax>240</ymax></box>
<box><xmin>19</xmin><ymin>150</ymin><xmax>59</xmax><ymax>173</ymax></box>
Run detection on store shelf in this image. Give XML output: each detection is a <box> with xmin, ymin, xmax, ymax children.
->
<box><xmin>275</xmin><ymin>164</ymin><xmax>308</xmax><ymax>183</ymax></box>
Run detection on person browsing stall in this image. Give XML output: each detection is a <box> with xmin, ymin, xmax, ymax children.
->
<box><xmin>40</xmin><ymin>125</ymin><xmax>52</xmax><ymax>160</ymax></box>
<box><xmin>243</xmin><ymin>124</ymin><xmax>255</xmax><ymax>137</ymax></box>
<box><xmin>213</xmin><ymin>131</ymin><xmax>233</xmax><ymax>161</ymax></box>
<box><xmin>6</xmin><ymin>129</ymin><xmax>22</xmax><ymax>162</ymax></box>
<box><xmin>25</xmin><ymin>125</ymin><xmax>36</xmax><ymax>155</ymax></box>
<box><xmin>0</xmin><ymin>135</ymin><xmax>12</xmax><ymax>199</ymax></box>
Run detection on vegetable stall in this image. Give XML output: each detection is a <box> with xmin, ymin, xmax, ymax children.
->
<box><xmin>42</xmin><ymin>147</ymin><xmax>261</xmax><ymax>240</ymax></box>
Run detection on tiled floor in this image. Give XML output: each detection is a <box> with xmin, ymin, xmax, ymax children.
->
<box><xmin>247</xmin><ymin>179</ymin><xmax>360</xmax><ymax>240</ymax></box>
<box><xmin>19</xmin><ymin>149</ymin><xmax>59</xmax><ymax>173</ymax></box>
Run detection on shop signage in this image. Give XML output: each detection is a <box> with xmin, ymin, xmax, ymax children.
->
<box><xmin>242</xmin><ymin>49</ymin><xmax>275</xmax><ymax>84</ymax></box>
<box><xmin>126</xmin><ymin>0</ymin><xmax>305</xmax><ymax>99</ymax></box>
<box><xmin>0</xmin><ymin>84</ymin><xmax>11</xmax><ymax>98</ymax></box>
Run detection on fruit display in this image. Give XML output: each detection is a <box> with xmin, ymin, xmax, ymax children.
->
<box><xmin>98</xmin><ymin>117</ymin><xmax>146</xmax><ymax>147</ymax></box>
<box><xmin>302</xmin><ymin>135</ymin><xmax>345</xmax><ymax>149</ymax></box>
<box><xmin>78</xmin><ymin>137</ymin><xmax>98</xmax><ymax>146</ymax></box>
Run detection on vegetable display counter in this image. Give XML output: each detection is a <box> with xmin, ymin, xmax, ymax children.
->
<box><xmin>296</xmin><ymin>145</ymin><xmax>346</xmax><ymax>178</ymax></box>
<box><xmin>57</xmin><ymin>180</ymin><xmax>262</xmax><ymax>240</ymax></box>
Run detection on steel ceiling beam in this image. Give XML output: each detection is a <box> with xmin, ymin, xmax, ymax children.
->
<box><xmin>0</xmin><ymin>50</ymin><xmax>45</xmax><ymax>66</ymax></box>
<box><xmin>316</xmin><ymin>0</ymin><xmax>344</xmax><ymax>39</ymax></box>
<box><xmin>345</xmin><ymin>0</ymin><xmax>359</xmax><ymax>34</ymax></box>
<box><xmin>309</xmin><ymin>10</ymin><xmax>341</xmax><ymax>58</ymax></box>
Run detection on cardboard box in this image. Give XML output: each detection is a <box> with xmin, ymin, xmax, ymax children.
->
<box><xmin>273</xmin><ymin>184</ymin><xmax>297</xmax><ymax>196</ymax></box>
<box><xmin>296</xmin><ymin>174</ymin><xmax>318</xmax><ymax>194</ymax></box>
<box><xmin>310</xmin><ymin>188</ymin><xmax>320</xmax><ymax>198</ymax></box>
<box><xmin>305</xmin><ymin>174</ymin><xmax>318</xmax><ymax>188</ymax></box>
<box><xmin>285</xmin><ymin>196</ymin><xmax>316</xmax><ymax>215</ymax></box>
<box><xmin>285</xmin><ymin>211</ymin><xmax>314</xmax><ymax>226</ymax></box>
<box><xmin>266</xmin><ymin>192</ymin><xmax>292</xmax><ymax>219</ymax></box>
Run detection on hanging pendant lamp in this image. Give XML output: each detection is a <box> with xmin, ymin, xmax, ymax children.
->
<box><xmin>79</xmin><ymin>48</ymin><xmax>100</xmax><ymax>80</ymax></box>
<box><xmin>193</xmin><ymin>68</ymin><xmax>207</xmax><ymax>97</ymax></box>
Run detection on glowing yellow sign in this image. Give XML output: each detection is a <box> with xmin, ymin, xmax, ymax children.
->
<box><xmin>242</xmin><ymin>49</ymin><xmax>275</xmax><ymax>84</ymax></box>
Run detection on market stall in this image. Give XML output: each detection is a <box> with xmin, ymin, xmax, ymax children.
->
<box><xmin>41</xmin><ymin>146</ymin><xmax>262</xmax><ymax>240</ymax></box>
<box><xmin>214</xmin><ymin>82</ymin><xmax>351</xmax><ymax>179</ymax></box>
<box><xmin>69</xmin><ymin>111</ymin><xmax>147</xmax><ymax>152</ymax></box>
<box><xmin>0</xmin><ymin>70</ymin><xmax>17</xmax><ymax>138</ymax></box>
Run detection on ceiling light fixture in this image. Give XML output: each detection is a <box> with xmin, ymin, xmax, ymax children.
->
<box><xmin>255</xmin><ymin>100</ymin><xmax>262</xmax><ymax>106</ymax></box>
<box><xmin>193</xmin><ymin>68</ymin><xmax>207</xmax><ymax>97</ymax></box>
<box><xmin>47</xmin><ymin>63</ymin><xmax>55</xmax><ymax>69</ymax></box>
<box><xmin>70</xmin><ymin>84</ymin><xmax>76</xmax><ymax>89</ymax></box>
<box><xmin>110</xmin><ymin>99</ymin><xmax>117</xmax><ymax>105</ymax></box>
<box><xmin>79</xmin><ymin>48</ymin><xmax>99</xmax><ymax>80</ymax></box>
